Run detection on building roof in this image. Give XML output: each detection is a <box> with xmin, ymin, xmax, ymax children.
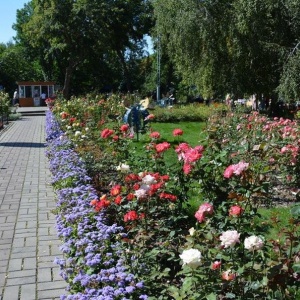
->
<box><xmin>17</xmin><ymin>81</ymin><xmax>55</xmax><ymax>85</ymax></box>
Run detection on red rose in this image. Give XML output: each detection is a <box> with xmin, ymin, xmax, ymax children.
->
<box><xmin>120</xmin><ymin>124</ymin><xmax>129</xmax><ymax>132</ymax></box>
<box><xmin>124</xmin><ymin>210</ymin><xmax>139</xmax><ymax>222</ymax></box>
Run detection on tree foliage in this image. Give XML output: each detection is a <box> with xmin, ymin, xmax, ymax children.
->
<box><xmin>13</xmin><ymin>0</ymin><xmax>153</xmax><ymax>99</ymax></box>
<box><xmin>153</xmin><ymin>0</ymin><xmax>300</xmax><ymax>100</ymax></box>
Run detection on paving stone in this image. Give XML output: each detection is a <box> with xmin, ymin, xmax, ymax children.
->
<box><xmin>20</xmin><ymin>283</ymin><xmax>36</xmax><ymax>300</ymax></box>
<box><xmin>1</xmin><ymin>285</ymin><xmax>20</xmax><ymax>300</ymax></box>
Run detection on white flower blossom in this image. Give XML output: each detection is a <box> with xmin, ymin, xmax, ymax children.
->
<box><xmin>75</xmin><ymin>131</ymin><xmax>81</xmax><ymax>137</ymax></box>
<box><xmin>244</xmin><ymin>235</ymin><xmax>264</xmax><ymax>251</ymax></box>
<box><xmin>116</xmin><ymin>163</ymin><xmax>130</xmax><ymax>173</ymax></box>
<box><xmin>220</xmin><ymin>230</ymin><xmax>240</xmax><ymax>248</ymax></box>
<box><xmin>189</xmin><ymin>227</ymin><xmax>196</xmax><ymax>236</ymax></box>
<box><xmin>142</xmin><ymin>174</ymin><xmax>156</xmax><ymax>185</ymax></box>
<box><xmin>180</xmin><ymin>248</ymin><xmax>202</xmax><ymax>268</ymax></box>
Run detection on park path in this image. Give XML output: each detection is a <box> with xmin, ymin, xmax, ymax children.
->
<box><xmin>0</xmin><ymin>113</ymin><xmax>66</xmax><ymax>300</ymax></box>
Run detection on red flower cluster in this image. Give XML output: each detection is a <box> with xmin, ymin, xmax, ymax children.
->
<box><xmin>110</xmin><ymin>184</ymin><xmax>122</xmax><ymax>196</ymax></box>
<box><xmin>90</xmin><ymin>195</ymin><xmax>110</xmax><ymax>212</ymax></box>
<box><xmin>90</xmin><ymin>171</ymin><xmax>177</xmax><ymax>227</ymax></box>
<box><xmin>159</xmin><ymin>192</ymin><xmax>177</xmax><ymax>202</ymax></box>
<box><xmin>101</xmin><ymin>128</ymin><xmax>114</xmax><ymax>138</ymax></box>
<box><xmin>120</xmin><ymin>124</ymin><xmax>129</xmax><ymax>132</ymax></box>
<box><xmin>60</xmin><ymin>112</ymin><xmax>69</xmax><ymax>119</ymax></box>
<box><xmin>124</xmin><ymin>210</ymin><xmax>138</xmax><ymax>222</ymax></box>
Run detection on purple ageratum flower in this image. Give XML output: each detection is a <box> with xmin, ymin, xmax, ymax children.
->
<box><xmin>46</xmin><ymin>111</ymin><xmax>147</xmax><ymax>299</ymax></box>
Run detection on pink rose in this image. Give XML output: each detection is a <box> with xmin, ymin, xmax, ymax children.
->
<box><xmin>183</xmin><ymin>163</ymin><xmax>192</xmax><ymax>175</ymax></box>
<box><xmin>150</xmin><ymin>131</ymin><xmax>161</xmax><ymax>139</ymax></box>
<box><xmin>233</xmin><ymin>161</ymin><xmax>249</xmax><ymax>175</ymax></box>
<box><xmin>229</xmin><ymin>205</ymin><xmax>243</xmax><ymax>217</ymax></box>
<box><xmin>211</xmin><ymin>261</ymin><xmax>222</xmax><ymax>270</ymax></box>
<box><xmin>195</xmin><ymin>203</ymin><xmax>214</xmax><ymax>223</ymax></box>
<box><xmin>224</xmin><ymin>165</ymin><xmax>235</xmax><ymax>178</ymax></box>
<box><xmin>173</xmin><ymin>128</ymin><xmax>184</xmax><ymax>136</ymax></box>
<box><xmin>222</xmin><ymin>270</ymin><xmax>236</xmax><ymax>281</ymax></box>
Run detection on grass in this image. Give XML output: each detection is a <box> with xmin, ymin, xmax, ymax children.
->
<box><xmin>131</xmin><ymin>121</ymin><xmax>207</xmax><ymax>148</ymax></box>
<box><xmin>257</xmin><ymin>206</ymin><xmax>296</xmax><ymax>240</ymax></box>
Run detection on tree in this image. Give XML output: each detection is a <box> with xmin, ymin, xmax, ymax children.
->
<box><xmin>0</xmin><ymin>42</ymin><xmax>42</xmax><ymax>96</ymax></box>
<box><xmin>15</xmin><ymin>0</ymin><xmax>153</xmax><ymax>99</ymax></box>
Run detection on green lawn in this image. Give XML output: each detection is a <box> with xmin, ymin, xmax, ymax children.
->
<box><xmin>137</xmin><ymin>121</ymin><xmax>207</xmax><ymax>146</ymax></box>
<box><xmin>257</xmin><ymin>206</ymin><xmax>296</xmax><ymax>240</ymax></box>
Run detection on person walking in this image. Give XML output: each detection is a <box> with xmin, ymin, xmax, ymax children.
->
<box><xmin>13</xmin><ymin>89</ymin><xmax>19</xmax><ymax>106</ymax></box>
<box><xmin>41</xmin><ymin>92</ymin><xmax>47</xmax><ymax>106</ymax></box>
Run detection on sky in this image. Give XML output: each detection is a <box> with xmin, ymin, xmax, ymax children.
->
<box><xmin>0</xmin><ymin>1</ymin><xmax>27</xmax><ymax>44</ymax></box>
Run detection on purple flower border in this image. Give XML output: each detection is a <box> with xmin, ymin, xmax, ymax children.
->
<box><xmin>45</xmin><ymin>111</ymin><xmax>147</xmax><ymax>300</ymax></box>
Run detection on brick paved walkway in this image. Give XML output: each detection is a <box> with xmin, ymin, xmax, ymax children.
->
<box><xmin>0</xmin><ymin>115</ymin><xmax>66</xmax><ymax>300</ymax></box>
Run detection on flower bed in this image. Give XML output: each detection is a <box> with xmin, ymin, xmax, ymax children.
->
<box><xmin>45</xmin><ymin>111</ymin><xmax>147</xmax><ymax>299</ymax></box>
<box><xmin>46</xmin><ymin>95</ymin><xmax>300</xmax><ymax>300</ymax></box>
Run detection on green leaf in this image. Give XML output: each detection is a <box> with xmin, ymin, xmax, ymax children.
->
<box><xmin>206</xmin><ymin>293</ymin><xmax>217</xmax><ymax>300</ymax></box>
<box><xmin>225</xmin><ymin>293</ymin><xmax>236</xmax><ymax>298</ymax></box>
<box><xmin>290</xmin><ymin>205</ymin><xmax>300</xmax><ymax>217</ymax></box>
<box><xmin>292</xmin><ymin>263</ymin><xmax>300</xmax><ymax>273</ymax></box>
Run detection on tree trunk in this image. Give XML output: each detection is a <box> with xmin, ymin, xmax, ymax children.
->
<box><xmin>62</xmin><ymin>60</ymin><xmax>77</xmax><ymax>100</ymax></box>
<box><xmin>116</xmin><ymin>50</ymin><xmax>132</xmax><ymax>92</ymax></box>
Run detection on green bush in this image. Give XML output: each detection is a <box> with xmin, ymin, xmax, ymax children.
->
<box><xmin>151</xmin><ymin>103</ymin><xmax>227</xmax><ymax>122</ymax></box>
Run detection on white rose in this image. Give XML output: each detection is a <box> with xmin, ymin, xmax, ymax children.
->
<box><xmin>142</xmin><ymin>174</ymin><xmax>157</xmax><ymax>185</ymax></box>
<box><xmin>75</xmin><ymin>131</ymin><xmax>81</xmax><ymax>137</ymax></box>
<box><xmin>180</xmin><ymin>248</ymin><xmax>202</xmax><ymax>268</ymax></box>
<box><xmin>244</xmin><ymin>235</ymin><xmax>264</xmax><ymax>251</ymax></box>
<box><xmin>116</xmin><ymin>163</ymin><xmax>130</xmax><ymax>173</ymax></box>
<box><xmin>220</xmin><ymin>230</ymin><xmax>240</xmax><ymax>248</ymax></box>
<box><xmin>189</xmin><ymin>227</ymin><xmax>196</xmax><ymax>236</ymax></box>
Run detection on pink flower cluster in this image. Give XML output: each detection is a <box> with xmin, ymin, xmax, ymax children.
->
<box><xmin>173</xmin><ymin>128</ymin><xmax>184</xmax><ymax>136</ymax></box>
<box><xmin>223</xmin><ymin>161</ymin><xmax>249</xmax><ymax>178</ymax></box>
<box><xmin>150</xmin><ymin>131</ymin><xmax>161</xmax><ymax>139</ymax></box>
<box><xmin>155</xmin><ymin>142</ymin><xmax>171</xmax><ymax>153</ymax></box>
<box><xmin>195</xmin><ymin>202</ymin><xmax>214</xmax><ymax>223</ymax></box>
<box><xmin>175</xmin><ymin>143</ymin><xmax>205</xmax><ymax>174</ymax></box>
<box><xmin>280</xmin><ymin>144</ymin><xmax>299</xmax><ymax>165</ymax></box>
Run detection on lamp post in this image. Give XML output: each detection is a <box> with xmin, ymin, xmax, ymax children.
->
<box><xmin>156</xmin><ymin>35</ymin><xmax>161</xmax><ymax>103</ymax></box>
